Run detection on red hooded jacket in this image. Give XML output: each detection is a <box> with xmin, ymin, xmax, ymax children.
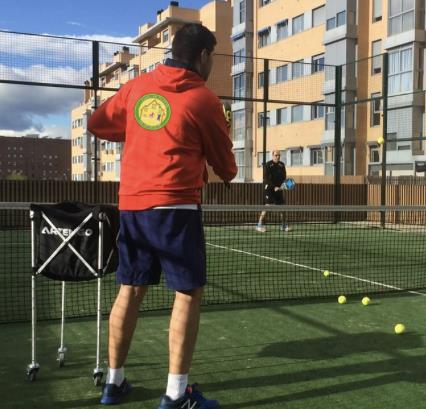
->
<box><xmin>88</xmin><ymin>63</ymin><xmax>237</xmax><ymax>210</ymax></box>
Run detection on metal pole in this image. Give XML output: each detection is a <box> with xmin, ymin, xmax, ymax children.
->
<box><xmin>380</xmin><ymin>53</ymin><xmax>389</xmax><ymax>228</ymax></box>
<box><xmin>92</xmin><ymin>41</ymin><xmax>100</xmax><ymax>198</ymax></box>
<box><xmin>334</xmin><ymin>65</ymin><xmax>343</xmax><ymax>217</ymax></box>
<box><xmin>262</xmin><ymin>59</ymin><xmax>269</xmax><ymax>204</ymax></box>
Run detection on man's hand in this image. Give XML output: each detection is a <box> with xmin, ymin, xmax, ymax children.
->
<box><xmin>222</xmin><ymin>102</ymin><xmax>232</xmax><ymax>129</ymax></box>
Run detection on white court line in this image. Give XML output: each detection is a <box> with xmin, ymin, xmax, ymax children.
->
<box><xmin>206</xmin><ymin>242</ymin><xmax>426</xmax><ymax>297</ymax></box>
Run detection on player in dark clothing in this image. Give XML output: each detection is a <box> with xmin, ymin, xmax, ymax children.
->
<box><xmin>256</xmin><ymin>150</ymin><xmax>291</xmax><ymax>232</ymax></box>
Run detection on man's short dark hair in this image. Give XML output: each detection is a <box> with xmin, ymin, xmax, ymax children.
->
<box><xmin>172</xmin><ymin>23</ymin><xmax>217</xmax><ymax>66</ymax></box>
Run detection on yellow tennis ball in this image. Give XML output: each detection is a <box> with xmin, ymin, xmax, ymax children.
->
<box><xmin>338</xmin><ymin>295</ymin><xmax>346</xmax><ymax>304</ymax></box>
<box><xmin>377</xmin><ymin>136</ymin><xmax>384</xmax><ymax>145</ymax></box>
<box><xmin>323</xmin><ymin>270</ymin><xmax>330</xmax><ymax>277</ymax></box>
<box><xmin>394</xmin><ymin>323</ymin><xmax>405</xmax><ymax>334</ymax></box>
<box><xmin>361</xmin><ymin>296</ymin><xmax>371</xmax><ymax>306</ymax></box>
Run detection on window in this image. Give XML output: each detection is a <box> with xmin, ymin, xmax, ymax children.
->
<box><xmin>326</xmin><ymin>17</ymin><xmax>336</xmax><ymax>30</ymax></box>
<box><xmin>312</xmin><ymin>53</ymin><xmax>324</xmax><ymax>73</ymax></box>
<box><xmin>277</xmin><ymin>20</ymin><xmax>288</xmax><ymax>40</ymax></box>
<box><xmin>373</xmin><ymin>0</ymin><xmax>382</xmax><ymax>22</ymax></box>
<box><xmin>290</xmin><ymin>148</ymin><xmax>303</xmax><ymax>166</ymax></box>
<box><xmin>311</xmin><ymin>148</ymin><xmax>324</xmax><ymax>164</ymax></box>
<box><xmin>370</xmin><ymin>93</ymin><xmax>381</xmax><ymax>126</ymax></box>
<box><xmin>370</xmin><ymin>145</ymin><xmax>380</xmax><ymax>162</ymax></box>
<box><xmin>292</xmin><ymin>14</ymin><xmax>304</xmax><ymax>35</ymax></box>
<box><xmin>311</xmin><ymin>103</ymin><xmax>325</xmax><ymax>119</ymax></box>
<box><xmin>258</xmin><ymin>71</ymin><xmax>264</xmax><ymax>88</ymax></box>
<box><xmin>276</xmin><ymin>64</ymin><xmax>288</xmax><ymax>83</ymax></box>
<box><xmin>234</xmin><ymin>149</ymin><xmax>245</xmax><ymax>179</ymax></box>
<box><xmin>258</xmin><ymin>28</ymin><xmax>271</xmax><ymax>48</ymax></box>
<box><xmin>389</xmin><ymin>0</ymin><xmax>414</xmax><ymax>36</ymax></box>
<box><xmin>387</xmin><ymin>132</ymin><xmax>397</xmax><ymax>150</ymax></box>
<box><xmin>313</xmin><ymin>6</ymin><xmax>325</xmax><ymax>27</ymax></box>
<box><xmin>326</xmin><ymin>11</ymin><xmax>346</xmax><ymax>30</ymax></box>
<box><xmin>292</xmin><ymin>60</ymin><xmax>304</xmax><ymax>79</ymax></box>
<box><xmin>292</xmin><ymin>105</ymin><xmax>303</xmax><ymax>122</ymax></box>
<box><xmin>257</xmin><ymin>151</ymin><xmax>270</xmax><ymax>167</ymax></box>
<box><xmin>233</xmin><ymin>74</ymin><xmax>246</xmax><ymax>98</ymax></box>
<box><xmin>259</xmin><ymin>0</ymin><xmax>271</xmax><ymax>6</ymax></box>
<box><xmin>389</xmin><ymin>46</ymin><xmax>413</xmax><ymax>94</ymax></box>
<box><xmin>233</xmin><ymin>110</ymin><xmax>245</xmax><ymax>142</ymax></box>
<box><xmin>371</xmin><ymin>40</ymin><xmax>382</xmax><ymax>74</ymax></box>
<box><xmin>337</xmin><ymin>10</ymin><xmax>346</xmax><ymax>27</ymax></box>
<box><xmin>128</xmin><ymin>67</ymin><xmax>139</xmax><ymax>79</ymax></box>
<box><xmin>258</xmin><ymin>111</ymin><xmax>270</xmax><ymax>128</ymax></box>
<box><xmin>233</xmin><ymin>49</ymin><xmax>245</xmax><ymax>65</ymax></box>
<box><xmin>162</xmin><ymin>29</ymin><xmax>169</xmax><ymax>43</ymax></box>
<box><xmin>239</xmin><ymin>0</ymin><xmax>246</xmax><ymax>24</ymax></box>
<box><xmin>276</xmin><ymin>107</ymin><xmax>288</xmax><ymax>124</ymax></box>
<box><xmin>326</xmin><ymin>106</ymin><xmax>335</xmax><ymax>130</ymax></box>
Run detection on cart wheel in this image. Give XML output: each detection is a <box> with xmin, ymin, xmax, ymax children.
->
<box><xmin>93</xmin><ymin>372</ymin><xmax>103</xmax><ymax>387</ymax></box>
<box><xmin>27</xmin><ymin>369</ymin><xmax>37</xmax><ymax>382</ymax></box>
<box><xmin>58</xmin><ymin>353</ymin><xmax>65</xmax><ymax>367</ymax></box>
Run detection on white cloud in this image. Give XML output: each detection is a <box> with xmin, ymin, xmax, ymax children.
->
<box><xmin>0</xmin><ymin>123</ymin><xmax>70</xmax><ymax>139</ymax></box>
<box><xmin>0</xmin><ymin>82</ymin><xmax>80</xmax><ymax>135</ymax></box>
<box><xmin>0</xmin><ymin>31</ymin><xmax>137</xmax><ymax>137</ymax></box>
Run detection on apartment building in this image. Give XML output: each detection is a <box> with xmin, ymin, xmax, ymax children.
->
<box><xmin>0</xmin><ymin>134</ymin><xmax>71</xmax><ymax>180</ymax></box>
<box><xmin>232</xmin><ymin>0</ymin><xmax>426</xmax><ymax>180</ymax></box>
<box><xmin>71</xmin><ymin>0</ymin><xmax>232</xmax><ymax>181</ymax></box>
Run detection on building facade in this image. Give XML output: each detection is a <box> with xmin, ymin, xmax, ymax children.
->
<box><xmin>231</xmin><ymin>0</ymin><xmax>426</xmax><ymax>180</ymax></box>
<box><xmin>72</xmin><ymin>0</ymin><xmax>426</xmax><ymax>182</ymax></box>
<box><xmin>71</xmin><ymin>0</ymin><xmax>232</xmax><ymax>182</ymax></box>
<box><xmin>0</xmin><ymin>135</ymin><xmax>71</xmax><ymax>180</ymax></box>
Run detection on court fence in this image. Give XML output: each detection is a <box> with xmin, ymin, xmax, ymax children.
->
<box><xmin>5</xmin><ymin>31</ymin><xmax>426</xmax><ymax>204</ymax></box>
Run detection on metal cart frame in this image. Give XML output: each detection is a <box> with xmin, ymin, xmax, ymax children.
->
<box><xmin>27</xmin><ymin>203</ymin><xmax>117</xmax><ymax>386</ymax></box>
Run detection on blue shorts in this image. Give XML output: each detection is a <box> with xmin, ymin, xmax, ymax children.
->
<box><xmin>117</xmin><ymin>208</ymin><xmax>206</xmax><ymax>290</ymax></box>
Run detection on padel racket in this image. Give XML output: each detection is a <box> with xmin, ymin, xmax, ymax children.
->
<box><xmin>280</xmin><ymin>178</ymin><xmax>296</xmax><ymax>190</ymax></box>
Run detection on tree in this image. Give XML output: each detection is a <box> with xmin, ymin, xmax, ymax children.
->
<box><xmin>6</xmin><ymin>171</ymin><xmax>28</xmax><ymax>181</ymax></box>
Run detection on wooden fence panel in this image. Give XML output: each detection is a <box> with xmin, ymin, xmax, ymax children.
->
<box><xmin>1</xmin><ymin>180</ymin><xmax>367</xmax><ymax>206</ymax></box>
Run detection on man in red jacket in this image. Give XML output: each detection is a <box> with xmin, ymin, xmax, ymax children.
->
<box><xmin>88</xmin><ymin>23</ymin><xmax>237</xmax><ymax>408</ymax></box>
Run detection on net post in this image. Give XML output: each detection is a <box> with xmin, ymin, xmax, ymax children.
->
<box><xmin>262</xmin><ymin>58</ymin><xmax>269</xmax><ymax>205</ymax></box>
<box><xmin>380</xmin><ymin>53</ymin><xmax>389</xmax><ymax>228</ymax></box>
<box><xmin>334</xmin><ymin>65</ymin><xmax>343</xmax><ymax>222</ymax></box>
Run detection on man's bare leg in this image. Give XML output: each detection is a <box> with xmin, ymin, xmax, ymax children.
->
<box><xmin>100</xmin><ymin>285</ymin><xmax>147</xmax><ymax>404</ymax></box>
<box><xmin>165</xmin><ymin>287</ymin><xmax>203</xmax><ymax>400</ymax></box>
<box><xmin>108</xmin><ymin>284</ymin><xmax>148</xmax><ymax>369</ymax></box>
<box><xmin>169</xmin><ymin>287</ymin><xmax>204</xmax><ymax>374</ymax></box>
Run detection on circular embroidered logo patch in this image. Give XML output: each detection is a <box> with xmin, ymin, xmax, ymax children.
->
<box><xmin>134</xmin><ymin>93</ymin><xmax>171</xmax><ymax>130</ymax></box>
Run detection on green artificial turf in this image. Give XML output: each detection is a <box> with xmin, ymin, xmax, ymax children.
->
<box><xmin>1</xmin><ymin>293</ymin><xmax>426</xmax><ymax>409</ymax></box>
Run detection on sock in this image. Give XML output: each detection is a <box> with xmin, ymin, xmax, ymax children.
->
<box><xmin>106</xmin><ymin>367</ymin><xmax>124</xmax><ymax>387</ymax></box>
<box><xmin>166</xmin><ymin>373</ymin><xmax>188</xmax><ymax>400</ymax></box>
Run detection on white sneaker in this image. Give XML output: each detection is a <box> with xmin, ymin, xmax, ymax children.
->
<box><xmin>281</xmin><ymin>224</ymin><xmax>292</xmax><ymax>232</ymax></box>
<box><xmin>256</xmin><ymin>225</ymin><xmax>266</xmax><ymax>233</ymax></box>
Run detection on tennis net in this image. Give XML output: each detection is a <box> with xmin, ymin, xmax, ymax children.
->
<box><xmin>1</xmin><ymin>203</ymin><xmax>426</xmax><ymax>323</ymax></box>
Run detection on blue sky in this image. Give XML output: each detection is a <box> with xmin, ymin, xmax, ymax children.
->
<box><xmin>0</xmin><ymin>0</ymin><xmax>211</xmax><ymax>138</ymax></box>
<box><xmin>0</xmin><ymin>0</ymin><xmax>210</xmax><ymax>37</ymax></box>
